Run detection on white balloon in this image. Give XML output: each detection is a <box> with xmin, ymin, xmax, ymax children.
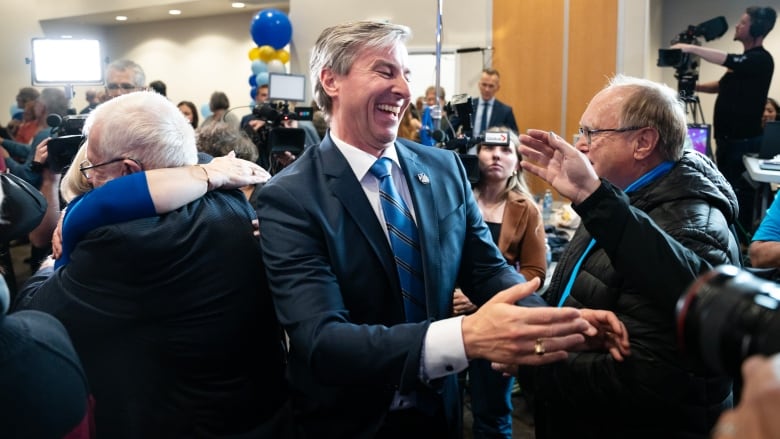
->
<box><xmin>267</xmin><ymin>59</ymin><xmax>286</xmax><ymax>73</ymax></box>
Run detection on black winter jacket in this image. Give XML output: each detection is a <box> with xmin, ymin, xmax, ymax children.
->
<box><xmin>526</xmin><ymin>151</ymin><xmax>740</xmax><ymax>439</ymax></box>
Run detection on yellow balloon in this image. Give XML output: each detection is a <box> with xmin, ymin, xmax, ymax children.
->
<box><xmin>248</xmin><ymin>47</ymin><xmax>261</xmax><ymax>61</ymax></box>
<box><xmin>274</xmin><ymin>49</ymin><xmax>290</xmax><ymax>64</ymax></box>
<box><xmin>258</xmin><ymin>45</ymin><xmax>276</xmax><ymax>63</ymax></box>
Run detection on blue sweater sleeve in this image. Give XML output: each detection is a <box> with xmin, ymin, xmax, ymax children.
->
<box><xmin>56</xmin><ymin>172</ymin><xmax>155</xmax><ymax>268</ymax></box>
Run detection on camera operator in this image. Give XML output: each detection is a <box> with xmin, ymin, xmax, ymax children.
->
<box><xmin>0</xmin><ymin>88</ymin><xmax>69</xmax><ymax>189</ymax></box>
<box><xmin>672</xmin><ymin>6</ymin><xmax>776</xmax><ymax>243</ymax></box>
<box><xmin>450</xmin><ymin>68</ymin><xmax>518</xmax><ymax>154</ymax></box>
<box><xmin>240</xmin><ymin>83</ymin><xmax>269</xmax><ymax>130</ymax></box>
<box><xmin>242</xmin><ymin>102</ymin><xmax>314</xmax><ymax>174</ymax></box>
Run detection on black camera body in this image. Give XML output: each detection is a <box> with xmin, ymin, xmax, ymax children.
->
<box><xmin>46</xmin><ymin>114</ymin><xmax>87</xmax><ymax>173</ymax></box>
<box><xmin>676</xmin><ymin>265</ymin><xmax>780</xmax><ymax>377</ymax></box>
<box><xmin>247</xmin><ymin>102</ymin><xmax>306</xmax><ymax>156</ymax></box>
<box><xmin>657</xmin><ymin>16</ymin><xmax>728</xmax><ymax>98</ymax></box>
<box><xmin>440</xmin><ymin>93</ymin><xmax>489</xmax><ymax>154</ymax></box>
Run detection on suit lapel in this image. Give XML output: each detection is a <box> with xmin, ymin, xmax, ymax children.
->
<box><xmin>318</xmin><ymin>138</ymin><xmax>399</xmax><ymax>290</ymax></box>
<box><xmin>395</xmin><ymin>141</ymin><xmax>438</xmax><ymax>317</ymax></box>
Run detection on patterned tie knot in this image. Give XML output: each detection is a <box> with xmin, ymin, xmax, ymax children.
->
<box><xmin>369</xmin><ymin>157</ymin><xmax>393</xmax><ymax>180</ymax></box>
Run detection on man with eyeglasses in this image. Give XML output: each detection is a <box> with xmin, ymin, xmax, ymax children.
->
<box><xmin>104</xmin><ymin>59</ymin><xmax>146</xmax><ymax>98</ymax></box>
<box><xmin>515</xmin><ymin>75</ymin><xmax>740</xmax><ymax>438</ymax></box>
<box><xmin>15</xmin><ymin>91</ymin><xmax>290</xmax><ymax>437</ymax></box>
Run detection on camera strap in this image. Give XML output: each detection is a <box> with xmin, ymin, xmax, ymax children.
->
<box><xmin>556</xmin><ymin>161</ymin><xmax>675</xmax><ymax>307</ymax></box>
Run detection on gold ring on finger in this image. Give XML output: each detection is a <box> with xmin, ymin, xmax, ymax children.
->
<box><xmin>534</xmin><ymin>338</ymin><xmax>545</xmax><ymax>356</ymax></box>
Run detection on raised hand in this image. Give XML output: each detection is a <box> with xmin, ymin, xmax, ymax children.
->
<box><xmin>519</xmin><ymin>129</ymin><xmax>601</xmax><ymax>204</ymax></box>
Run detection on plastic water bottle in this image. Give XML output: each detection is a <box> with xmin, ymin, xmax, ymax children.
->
<box><xmin>542</xmin><ymin>189</ymin><xmax>554</xmax><ymax>223</ymax></box>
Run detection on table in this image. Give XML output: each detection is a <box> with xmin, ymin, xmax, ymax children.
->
<box><xmin>743</xmin><ymin>155</ymin><xmax>780</xmax><ymax>224</ymax></box>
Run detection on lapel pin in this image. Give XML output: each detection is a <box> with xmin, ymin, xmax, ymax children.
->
<box><xmin>417</xmin><ymin>173</ymin><xmax>430</xmax><ymax>184</ymax></box>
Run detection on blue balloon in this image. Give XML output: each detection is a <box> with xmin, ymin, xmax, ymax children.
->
<box><xmin>250</xmin><ymin>9</ymin><xmax>292</xmax><ymax>50</ymax></box>
<box><xmin>250</xmin><ymin>86</ymin><xmax>258</xmax><ymax>100</ymax></box>
<box><xmin>251</xmin><ymin>60</ymin><xmax>268</xmax><ymax>75</ymax></box>
<box><xmin>200</xmin><ymin>103</ymin><xmax>212</xmax><ymax>119</ymax></box>
<box><xmin>256</xmin><ymin>72</ymin><xmax>270</xmax><ymax>86</ymax></box>
<box><xmin>249</xmin><ymin>74</ymin><xmax>258</xmax><ymax>87</ymax></box>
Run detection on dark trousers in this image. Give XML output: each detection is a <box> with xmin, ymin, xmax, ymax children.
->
<box><xmin>376</xmin><ymin>405</ymin><xmax>451</xmax><ymax>439</ymax></box>
<box><xmin>465</xmin><ymin>359</ymin><xmax>514</xmax><ymax>439</ymax></box>
<box><xmin>716</xmin><ymin>136</ymin><xmax>762</xmax><ymax>243</ymax></box>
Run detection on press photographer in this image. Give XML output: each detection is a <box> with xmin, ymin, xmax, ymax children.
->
<box><xmin>438</xmin><ymin>93</ymin><xmax>476</xmax><ymax>153</ymax></box>
<box><xmin>448</xmin><ymin>68</ymin><xmax>518</xmax><ymax>154</ymax></box>
<box><xmin>670</xmin><ymin>6</ymin><xmax>776</xmax><ymax>244</ymax></box>
<box><xmin>242</xmin><ymin>73</ymin><xmax>319</xmax><ymax>174</ymax></box>
<box><xmin>41</xmin><ymin>114</ymin><xmax>87</xmax><ymax>174</ymax></box>
<box><xmin>0</xmin><ymin>88</ymin><xmax>70</xmax><ymax>189</ymax></box>
<box><xmin>243</xmin><ymin>101</ymin><xmax>307</xmax><ymax>174</ymax></box>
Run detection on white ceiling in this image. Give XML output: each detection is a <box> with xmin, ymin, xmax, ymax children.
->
<box><xmin>39</xmin><ymin>0</ymin><xmax>289</xmax><ymax>27</ymax></box>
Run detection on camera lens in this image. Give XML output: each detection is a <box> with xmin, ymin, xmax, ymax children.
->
<box><xmin>676</xmin><ymin>265</ymin><xmax>780</xmax><ymax>376</ymax></box>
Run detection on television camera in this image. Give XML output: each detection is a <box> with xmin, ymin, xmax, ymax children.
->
<box><xmin>243</xmin><ymin>73</ymin><xmax>311</xmax><ymax>173</ymax></box>
<box><xmin>657</xmin><ymin>16</ymin><xmax>728</xmax><ymax>99</ymax></box>
<box><xmin>45</xmin><ymin>114</ymin><xmax>87</xmax><ymax>173</ymax></box>
<box><xmin>677</xmin><ymin>265</ymin><xmax>780</xmax><ymax>377</ymax></box>
<box><xmin>245</xmin><ymin>101</ymin><xmax>311</xmax><ymax>158</ymax></box>
<box><xmin>439</xmin><ymin>93</ymin><xmax>511</xmax><ymax>155</ymax></box>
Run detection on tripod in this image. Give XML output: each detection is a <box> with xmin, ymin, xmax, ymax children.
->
<box><xmin>680</xmin><ymin>93</ymin><xmax>706</xmax><ymax>125</ymax></box>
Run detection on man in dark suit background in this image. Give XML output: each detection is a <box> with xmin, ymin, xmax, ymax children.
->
<box><xmin>15</xmin><ymin>91</ymin><xmax>290</xmax><ymax>438</ymax></box>
<box><xmin>451</xmin><ymin>68</ymin><xmax>519</xmax><ymax>154</ymax></box>
<box><xmin>257</xmin><ymin>20</ymin><xmax>628</xmax><ymax>438</ymax></box>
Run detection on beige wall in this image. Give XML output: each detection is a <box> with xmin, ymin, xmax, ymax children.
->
<box><xmin>1</xmin><ymin>1</ymin><xmax>779</xmax><ymax>139</ymax></box>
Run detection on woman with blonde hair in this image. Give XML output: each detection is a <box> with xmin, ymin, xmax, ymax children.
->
<box><xmin>453</xmin><ymin>126</ymin><xmax>547</xmax><ymax>438</ymax></box>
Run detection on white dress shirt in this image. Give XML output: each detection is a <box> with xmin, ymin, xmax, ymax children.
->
<box><xmin>331</xmin><ymin>135</ymin><xmax>469</xmax><ymax>386</ymax></box>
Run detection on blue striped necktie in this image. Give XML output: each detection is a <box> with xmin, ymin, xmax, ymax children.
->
<box><xmin>369</xmin><ymin>157</ymin><xmax>427</xmax><ymax>322</ymax></box>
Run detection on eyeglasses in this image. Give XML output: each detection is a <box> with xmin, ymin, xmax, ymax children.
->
<box><xmin>578</xmin><ymin>126</ymin><xmax>643</xmax><ymax>146</ymax></box>
<box><xmin>79</xmin><ymin>157</ymin><xmax>143</xmax><ymax>179</ymax></box>
<box><xmin>106</xmin><ymin>83</ymin><xmax>137</xmax><ymax>91</ymax></box>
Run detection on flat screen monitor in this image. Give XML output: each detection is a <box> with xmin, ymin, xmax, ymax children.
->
<box><xmin>268</xmin><ymin>73</ymin><xmax>306</xmax><ymax>102</ymax></box>
<box><xmin>759</xmin><ymin>121</ymin><xmax>780</xmax><ymax>159</ymax></box>
<box><xmin>31</xmin><ymin>38</ymin><xmax>104</xmax><ymax>85</ymax></box>
<box><xmin>686</xmin><ymin>123</ymin><xmax>711</xmax><ymax>158</ymax></box>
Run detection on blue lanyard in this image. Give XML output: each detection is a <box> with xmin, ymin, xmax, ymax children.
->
<box><xmin>556</xmin><ymin>161</ymin><xmax>674</xmax><ymax>307</ymax></box>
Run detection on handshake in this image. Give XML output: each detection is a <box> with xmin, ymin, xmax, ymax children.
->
<box><xmin>460</xmin><ymin>278</ymin><xmax>630</xmax><ymax>369</ymax></box>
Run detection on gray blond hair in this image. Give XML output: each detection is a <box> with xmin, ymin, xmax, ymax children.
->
<box><xmin>106</xmin><ymin>59</ymin><xmax>146</xmax><ymax>88</ymax></box>
<box><xmin>310</xmin><ymin>21</ymin><xmax>411</xmax><ymax>121</ymax></box>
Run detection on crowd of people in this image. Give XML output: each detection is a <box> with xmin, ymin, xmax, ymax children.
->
<box><xmin>0</xmin><ymin>6</ymin><xmax>778</xmax><ymax>439</ymax></box>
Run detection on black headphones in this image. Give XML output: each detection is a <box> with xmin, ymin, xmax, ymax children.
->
<box><xmin>749</xmin><ymin>7</ymin><xmax>777</xmax><ymax>38</ymax></box>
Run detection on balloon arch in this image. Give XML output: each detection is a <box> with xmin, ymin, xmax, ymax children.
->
<box><xmin>246</xmin><ymin>9</ymin><xmax>292</xmax><ymax>101</ymax></box>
